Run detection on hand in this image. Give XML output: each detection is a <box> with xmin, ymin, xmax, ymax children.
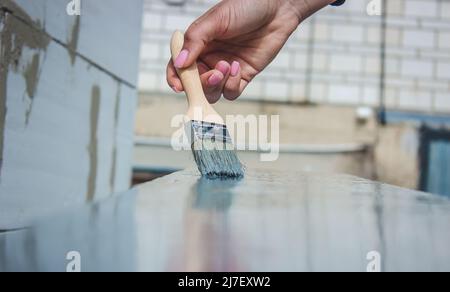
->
<box><xmin>167</xmin><ymin>0</ymin><xmax>306</xmax><ymax>103</ymax></box>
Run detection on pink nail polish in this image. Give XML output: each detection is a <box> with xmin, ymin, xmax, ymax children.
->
<box><xmin>172</xmin><ymin>86</ymin><xmax>180</xmax><ymax>93</ymax></box>
<box><xmin>216</xmin><ymin>61</ymin><xmax>230</xmax><ymax>76</ymax></box>
<box><xmin>231</xmin><ymin>61</ymin><xmax>240</xmax><ymax>77</ymax></box>
<box><xmin>208</xmin><ymin>73</ymin><xmax>223</xmax><ymax>86</ymax></box>
<box><xmin>174</xmin><ymin>49</ymin><xmax>189</xmax><ymax>68</ymax></box>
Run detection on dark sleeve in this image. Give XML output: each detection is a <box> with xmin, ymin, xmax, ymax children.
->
<box><xmin>331</xmin><ymin>0</ymin><xmax>346</xmax><ymax>6</ymax></box>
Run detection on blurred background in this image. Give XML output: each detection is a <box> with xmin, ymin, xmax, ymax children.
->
<box><xmin>135</xmin><ymin>0</ymin><xmax>450</xmax><ymax>198</ymax></box>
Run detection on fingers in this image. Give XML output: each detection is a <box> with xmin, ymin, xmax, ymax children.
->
<box><xmin>168</xmin><ymin>59</ymin><xmax>247</xmax><ymax>102</ymax></box>
<box><xmin>200</xmin><ymin>60</ymin><xmax>246</xmax><ymax>101</ymax></box>
<box><xmin>201</xmin><ymin>61</ymin><xmax>230</xmax><ymax>104</ymax></box>
<box><xmin>223</xmin><ymin>61</ymin><xmax>243</xmax><ymax>101</ymax></box>
<box><xmin>168</xmin><ymin>59</ymin><xmax>213</xmax><ymax>92</ymax></box>
<box><xmin>166</xmin><ymin>60</ymin><xmax>184</xmax><ymax>92</ymax></box>
<box><xmin>173</xmin><ymin>16</ymin><xmax>216</xmax><ymax>69</ymax></box>
<box><xmin>197</xmin><ymin>61</ymin><xmax>210</xmax><ymax>75</ymax></box>
<box><xmin>197</xmin><ymin>54</ymin><xmax>247</xmax><ymax>101</ymax></box>
<box><xmin>168</xmin><ymin>54</ymin><xmax>248</xmax><ymax>103</ymax></box>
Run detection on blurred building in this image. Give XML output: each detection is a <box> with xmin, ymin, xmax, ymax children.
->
<box><xmin>136</xmin><ymin>0</ymin><xmax>450</xmax><ymax>196</ymax></box>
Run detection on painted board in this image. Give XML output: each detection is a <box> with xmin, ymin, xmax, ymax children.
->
<box><xmin>1</xmin><ymin>170</ymin><xmax>450</xmax><ymax>272</ymax></box>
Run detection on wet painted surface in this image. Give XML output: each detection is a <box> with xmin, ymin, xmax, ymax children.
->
<box><xmin>1</xmin><ymin>170</ymin><xmax>450</xmax><ymax>272</ymax></box>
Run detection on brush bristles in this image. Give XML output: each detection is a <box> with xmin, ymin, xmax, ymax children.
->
<box><xmin>186</xmin><ymin>120</ymin><xmax>244</xmax><ymax>178</ymax></box>
<box><xmin>192</xmin><ymin>139</ymin><xmax>244</xmax><ymax>178</ymax></box>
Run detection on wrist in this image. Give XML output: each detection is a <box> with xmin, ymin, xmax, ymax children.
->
<box><xmin>287</xmin><ymin>0</ymin><xmax>337</xmax><ymax>22</ymax></box>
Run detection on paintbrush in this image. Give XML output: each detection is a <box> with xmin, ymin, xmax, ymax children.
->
<box><xmin>170</xmin><ymin>31</ymin><xmax>244</xmax><ymax>178</ymax></box>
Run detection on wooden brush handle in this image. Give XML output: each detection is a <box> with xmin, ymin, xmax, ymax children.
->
<box><xmin>170</xmin><ymin>31</ymin><xmax>208</xmax><ymax>108</ymax></box>
<box><xmin>170</xmin><ymin>31</ymin><xmax>223</xmax><ymax>124</ymax></box>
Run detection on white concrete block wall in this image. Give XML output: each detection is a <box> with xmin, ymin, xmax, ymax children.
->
<box><xmin>385</xmin><ymin>0</ymin><xmax>450</xmax><ymax>113</ymax></box>
<box><xmin>0</xmin><ymin>0</ymin><xmax>143</xmax><ymax>229</ymax></box>
<box><xmin>289</xmin><ymin>2</ymin><xmax>382</xmax><ymax>106</ymax></box>
<box><xmin>139</xmin><ymin>0</ymin><xmax>450</xmax><ymax>113</ymax></box>
<box><xmin>404</xmin><ymin>0</ymin><xmax>438</xmax><ymax>18</ymax></box>
<box><xmin>438</xmin><ymin>62</ymin><xmax>450</xmax><ymax>79</ymax></box>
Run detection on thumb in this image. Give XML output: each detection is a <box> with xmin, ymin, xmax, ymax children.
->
<box><xmin>173</xmin><ymin>17</ymin><xmax>216</xmax><ymax>69</ymax></box>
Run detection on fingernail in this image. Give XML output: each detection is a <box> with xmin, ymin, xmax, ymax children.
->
<box><xmin>231</xmin><ymin>61</ymin><xmax>240</xmax><ymax>77</ymax></box>
<box><xmin>216</xmin><ymin>61</ymin><xmax>230</xmax><ymax>76</ymax></box>
<box><xmin>174</xmin><ymin>49</ymin><xmax>189</xmax><ymax>68</ymax></box>
<box><xmin>208</xmin><ymin>72</ymin><xmax>223</xmax><ymax>86</ymax></box>
<box><xmin>172</xmin><ymin>86</ymin><xmax>180</xmax><ymax>93</ymax></box>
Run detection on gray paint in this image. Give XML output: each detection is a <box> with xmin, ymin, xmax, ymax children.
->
<box><xmin>87</xmin><ymin>85</ymin><xmax>100</xmax><ymax>202</ymax></box>
<box><xmin>1</xmin><ymin>170</ymin><xmax>450</xmax><ymax>272</ymax></box>
<box><xmin>0</xmin><ymin>189</ymin><xmax>138</xmax><ymax>272</ymax></box>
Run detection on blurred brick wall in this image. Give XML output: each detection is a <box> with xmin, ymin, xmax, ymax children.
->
<box><xmin>138</xmin><ymin>0</ymin><xmax>450</xmax><ymax>113</ymax></box>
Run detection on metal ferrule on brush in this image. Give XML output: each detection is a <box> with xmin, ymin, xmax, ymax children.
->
<box><xmin>185</xmin><ymin>120</ymin><xmax>233</xmax><ymax>151</ymax></box>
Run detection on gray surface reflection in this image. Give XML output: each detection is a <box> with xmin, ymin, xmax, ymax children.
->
<box><xmin>193</xmin><ymin>177</ymin><xmax>239</xmax><ymax>210</ymax></box>
<box><xmin>1</xmin><ymin>170</ymin><xmax>450</xmax><ymax>272</ymax></box>
<box><xmin>0</xmin><ymin>189</ymin><xmax>138</xmax><ymax>272</ymax></box>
